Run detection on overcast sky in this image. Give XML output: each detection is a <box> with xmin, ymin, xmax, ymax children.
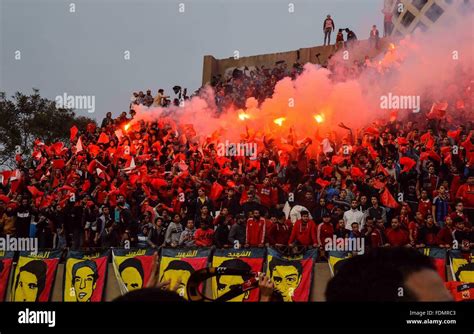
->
<box><xmin>0</xmin><ymin>0</ymin><xmax>382</xmax><ymax>120</ymax></box>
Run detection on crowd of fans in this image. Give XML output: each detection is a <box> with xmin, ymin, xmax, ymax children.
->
<box><xmin>0</xmin><ymin>27</ymin><xmax>473</xmax><ymax>260</ymax></box>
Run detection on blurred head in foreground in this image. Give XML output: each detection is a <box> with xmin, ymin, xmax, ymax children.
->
<box><xmin>325</xmin><ymin>247</ymin><xmax>453</xmax><ymax>301</ymax></box>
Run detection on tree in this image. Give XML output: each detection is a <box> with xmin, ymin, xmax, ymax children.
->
<box><xmin>0</xmin><ymin>89</ymin><xmax>96</xmax><ymax>167</ymax></box>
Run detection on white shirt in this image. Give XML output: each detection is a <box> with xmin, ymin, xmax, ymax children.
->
<box><xmin>343</xmin><ymin>209</ymin><xmax>365</xmax><ymax>230</ymax></box>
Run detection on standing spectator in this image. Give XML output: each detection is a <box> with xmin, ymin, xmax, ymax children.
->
<box><xmin>229</xmin><ymin>214</ymin><xmax>246</xmax><ymax>247</ymax></box>
<box><xmin>164</xmin><ymin>214</ymin><xmax>183</xmax><ymax>247</ymax></box>
<box><xmin>194</xmin><ymin>221</ymin><xmax>214</xmax><ymax>247</ymax></box>
<box><xmin>382</xmin><ymin>8</ymin><xmax>393</xmax><ymax>36</ymax></box>
<box><xmin>148</xmin><ymin>217</ymin><xmax>167</xmax><ymax>248</ymax></box>
<box><xmin>417</xmin><ymin>216</ymin><xmax>440</xmax><ymax>247</ymax></box>
<box><xmin>345</xmin><ymin>28</ymin><xmax>358</xmax><ymax>46</ymax></box>
<box><xmin>316</xmin><ymin>213</ymin><xmax>334</xmax><ymax>248</ymax></box>
<box><xmin>432</xmin><ymin>186</ymin><xmax>449</xmax><ymax>227</ymax></box>
<box><xmin>0</xmin><ymin>203</ymin><xmax>15</xmax><ymax>236</ymax></box>
<box><xmin>335</xmin><ymin>29</ymin><xmax>344</xmax><ymax>50</ymax></box>
<box><xmin>245</xmin><ymin>209</ymin><xmax>266</xmax><ymax>247</ymax></box>
<box><xmin>153</xmin><ymin>89</ymin><xmax>169</xmax><ymax>107</ymax></box>
<box><xmin>214</xmin><ymin>215</ymin><xmax>231</xmax><ymax>248</ymax></box>
<box><xmin>367</xmin><ymin>196</ymin><xmax>387</xmax><ymax>226</ymax></box>
<box><xmin>289</xmin><ymin>210</ymin><xmax>317</xmax><ymax>247</ymax></box>
<box><xmin>323</xmin><ymin>14</ymin><xmax>335</xmax><ymax>46</ymax></box>
<box><xmin>369</xmin><ymin>25</ymin><xmax>380</xmax><ymax>49</ymax></box>
<box><xmin>384</xmin><ymin>218</ymin><xmax>409</xmax><ymax>247</ymax></box>
<box><xmin>417</xmin><ymin>190</ymin><xmax>432</xmax><ymax>219</ymax></box>
<box><xmin>15</xmin><ymin>198</ymin><xmax>33</xmax><ymax>238</ymax></box>
<box><xmin>101</xmin><ymin>112</ymin><xmax>114</xmax><ymax>128</ymax></box>
<box><xmin>267</xmin><ymin>212</ymin><xmax>292</xmax><ymax>246</ymax></box>
<box><xmin>179</xmin><ymin>220</ymin><xmax>196</xmax><ymax>247</ymax></box>
<box><xmin>144</xmin><ymin>90</ymin><xmax>154</xmax><ymax>107</ymax></box>
<box><xmin>343</xmin><ymin>200</ymin><xmax>365</xmax><ymax>230</ymax></box>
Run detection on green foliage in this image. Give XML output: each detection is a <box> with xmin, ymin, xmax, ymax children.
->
<box><xmin>0</xmin><ymin>89</ymin><xmax>96</xmax><ymax>167</ymax></box>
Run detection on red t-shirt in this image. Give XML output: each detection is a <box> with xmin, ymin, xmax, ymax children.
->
<box><xmin>267</xmin><ymin>220</ymin><xmax>292</xmax><ymax>245</ymax></box>
<box><xmin>246</xmin><ymin>218</ymin><xmax>266</xmax><ymax>246</ymax></box>
<box><xmin>456</xmin><ymin>184</ymin><xmax>474</xmax><ymax>208</ymax></box>
<box><xmin>316</xmin><ymin>222</ymin><xmax>334</xmax><ymax>247</ymax></box>
<box><xmin>194</xmin><ymin>228</ymin><xmax>214</xmax><ymax>247</ymax></box>
<box><xmin>418</xmin><ymin>199</ymin><xmax>432</xmax><ymax>218</ymax></box>
<box><xmin>385</xmin><ymin>228</ymin><xmax>409</xmax><ymax>246</ymax></box>
<box><xmin>289</xmin><ymin>220</ymin><xmax>317</xmax><ymax>246</ymax></box>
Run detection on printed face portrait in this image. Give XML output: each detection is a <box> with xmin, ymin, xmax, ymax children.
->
<box><xmin>72</xmin><ymin>260</ymin><xmax>98</xmax><ymax>302</ymax></box>
<box><xmin>215</xmin><ymin>259</ymin><xmax>251</xmax><ymax>302</ymax></box>
<box><xmin>119</xmin><ymin>258</ymin><xmax>144</xmax><ymax>291</ymax></box>
<box><xmin>269</xmin><ymin>258</ymin><xmax>302</xmax><ymax>302</ymax></box>
<box><xmin>13</xmin><ymin>260</ymin><xmax>47</xmax><ymax>302</ymax></box>
<box><xmin>160</xmin><ymin>260</ymin><xmax>194</xmax><ymax>298</ymax></box>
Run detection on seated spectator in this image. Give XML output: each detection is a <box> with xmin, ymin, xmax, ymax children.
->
<box><xmin>194</xmin><ymin>221</ymin><xmax>214</xmax><ymax>247</ymax></box>
<box><xmin>416</xmin><ymin>215</ymin><xmax>440</xmax><ymax>247</ymax></box>
<box><xmin>335</xmin><ymin>218</ymin><xmax>350</xmax><ymax>238</ymax></box>
<box><xmin>437</xmin><ymin>216</ymin><xmax>454</xmax><ymax>248</ymax></box>
<box><xmin>179</xmin><ymin>220</ymin><xmax>196</xmax><ymax>247</ymax></box>
<box><xmin>384</xmin><ymin>218</ymin><xmax>409</xmax><ymax>247</ymax></box>
<box><xmin>361</xmin><ymin>217</ymin><xmax>384</xmax><ymax>250</ymax></box>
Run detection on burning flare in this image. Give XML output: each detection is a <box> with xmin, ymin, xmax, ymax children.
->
<box><xmin>238</xmin><ymin>112</ymin><xmax>250</xmax><ymax>121</ymax></box>
<box><xmin>273</xmin><ymin>117</ymin><xmax>286</xmax><ymax>127</ymax></box>
<box><xmin>124</xmin><ymin>123</ymin><xmax>131</xmax><ymax>132</ymax></box>
<box><xmin>314</xmin><ymin>114</ymin><xmax>324</xmax><ymax>124</ymax></box>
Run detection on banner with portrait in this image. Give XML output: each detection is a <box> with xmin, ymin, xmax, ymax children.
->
<box><xmin>112</xmin><ymin>248</ymin><xmax>155</xmax><ymax>295</ymax></box>
<box><xmin>449</xmin><ymin>250</ymin><xmax>474</xmax><ymax>283</ymax></box>
<box><xmin>328</xmin><ymin>251</ymin><xmax>351</xmax><ymax>276</ymax></box>
<box><xmin>211</xmin><ymin>248</ymin><xmax>265</xmax><ymax>302</ymax></box>
<box><xmin>63</xmin><ymin>249</ymin><xmax>110</xmax><ymax>302</ymax></box>
<box><xmin>265</xmin><ymin>247</ymin><xmax>317</xmax><ymax>302</ymax></box>
<box><xmin>10</xmin><ymin>250</ymin><xmax>61</xmax><ymax>302</ymax></box>
<box><xmin>158</xmin><ymin>247</ymin><xmax>211</xmax><ymax>300</ymax></box>
<box><xmin>0</xmin><ymin>251</ymin><xmax>14</xmax><ymax>302</ymax></box>
<box><xmin>419</xmin><ymin>247</ymin><xmax>446</xmax><ymax>281</ymax></box>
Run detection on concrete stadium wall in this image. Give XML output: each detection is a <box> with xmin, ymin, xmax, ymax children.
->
<box><xmin>202</xmin><ymin>38</ymin><xmax>392</xmax><ymax>85</ymax></box>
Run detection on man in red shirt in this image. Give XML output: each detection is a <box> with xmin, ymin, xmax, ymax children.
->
<box><xmin>289</xmin><ymin>210</ymin><xmax>317</xmax><ymax>247</ymax></box>
<box><xmin>437</xmin><ymin>216</ymin><xmax>454</xmax><ymax>248</ymax></box>
<box><xmin>408</xmin><ymin>212</ymin><xmax>424</xmax><ymax>247</ymax></box>
<box><xmin>384</xmin><ymin>218</ymin><xmax>409</xmax><ymax>247</ymax></box>
<box><xmin>267</xmin><ymin>212</ymin><xmax>292</xmax><ymax>246</ymax></box>
<box><xmin>256</xmin><ymin>177</ymin><xmax>276</xmax><ymax>210</ymax></box>
<box><xmin>316</xmin><ymin>213</ymin><xmax>334</xmax><ymax>248</ymax></box>
<box><xmin>245</xmin><ymin>209</ymin><xmax>266</xmax><ymax>247</ymax></box>
<box><xmin>194</xmin><ymin>221</ymin><xmax>214</xmax><ymax>247</ymax></box>
<box><xmin>417</xmin><ymin>190</ymin><xmax>432</xmax><ymax>219</ymax></box>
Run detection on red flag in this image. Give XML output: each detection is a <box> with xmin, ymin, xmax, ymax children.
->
<box><xmin>52</xmin><ymin>159</ymin><xmax>65</xmax><ymax>169</ymax></box>
<box><xmin>27</xmin><ymin>185</ymin><xmax>44</xmax><ymax>198</ymax></box>
<box><xmin>447</xmin><ymin>129</ymin><xmax>461</xmax><ymax>140</ymax></box>
<box><xmin>316</xmin><ymin>178</ymin><xmax>330</xmax><ymax>188</ymax></box>
<box><xmin>420</xmin><ymin>150</ymin><xmax>440</xmax><ymax>162</ymax></box>
<box><xmin>97</xmin><ymin>132</ymin><xmax>109</xmax><ymax>144</ymax></box>
<box><xmin>87</xmin><ymin>160</ymin><xmax>97</xmax><ymax>174</ymax></box>
<box><xmin>364</xmin><ymin>127</ymin><xmax>380</xmax><ymax>136</ymax></box>
<box><xmin>215</xmin><ymin>156</ymin><xmax>231</xmax><ymax>168</ymax></box>
<box><xmin>331</xmin><ymin>155</ymin><xmax>345</xmax><ymax>165</ymax></box>
<box><xmin>400</xmin><ymin>157</ymin><xmax>416</xmax><ymax>173</ymax></box>
<box><xmin>367</xmin><ymin>144</ymin><xmax>378</xmax><ymax>160</ymax></box>
<box><xmin>70</xmin><ymin>125</ymin><xmax>78</xmax><ymax>141</ymax></box>
<box><xmin>322</xmin><ymin>165</ymin><xmax>334</xmax><ymax>177</ymax></box>
<box><xmin>209</xmin><ymin>182</ymin><xmax>224</xmax><ymax>202</ymax></box>
<box><xmin>351</xmin><ymin>167</ymin><xmax>365</xmax><ymax>180</ymax></box>
<box><xmin>88</xmin><ymin>144</ymin><xmax>100</xmax><ymax>158</ymax></box>
<box><xmin>220</xmin><ymin>167</ymin><xmax>234</xmax><ymax>176</ymax></box>
<box><xmin>427</xmin><ymin>102</ymin><xmax>448</xmax><ymax>120</ymax></box>
<box><xmin>150</xmin><ymin>178</ymin><xmax>168</xmax><ymax>189</ymax></box>
<box><xmin>380</xmin><ymin>187</ymin><xmax>400</xmax><ymax>209</ymax></box>
<box><xmin>0</xmin><ymin>195</ymin><xmax>10</xmax><ymax>203</ymax></box>
<box><xmin>455</xmin><ymin>100</ymin><xmax>465</xmax><ymax>110</ymax></box>
<box><xmin>397</xmin><ymin>137</ymin><xmax>408</xmax><ymax>146</ymax></box>
<box><xmin>82</xmin><ymin>180</ymin><xmax>91</xmax><ymax>193</ymax></box>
